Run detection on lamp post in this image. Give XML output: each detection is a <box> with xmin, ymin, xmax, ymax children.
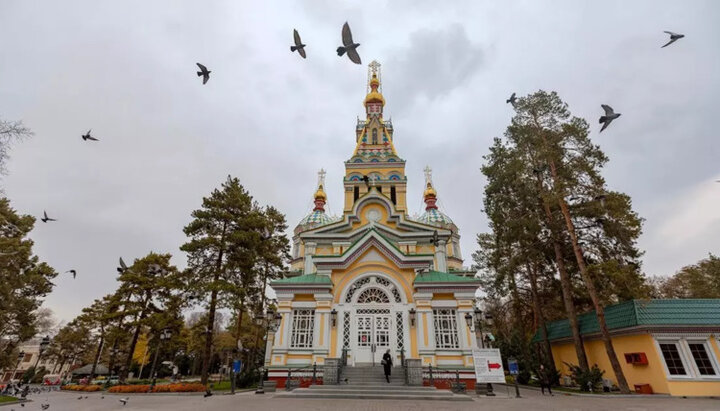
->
<box><xmin>149</xmin><ymin>328</ymin><xmax>172</xmax><ymax>389</ymax></box>
<box><xmin>255</xmin><ymin>310</ymin><xmax>282</xmax><ymax>394</ymax></box>
<box><xmin>408</xmin><ymin>308</ymin><xmax>417</xmax><ymax>327</ymax></box>
<box><xmin>33</xmin><ymin>336</ymin><xmax>51</xmax><ymax>372</ymax></box>
<box><xmin>473</xmin><ymin>309</ymin><xmax>495</xmax><ymax>396</ymax></box>
<box><xmin>11</xmin><ymin>351</ymin><xmax>25</xmax><ymax>382</ymax></box>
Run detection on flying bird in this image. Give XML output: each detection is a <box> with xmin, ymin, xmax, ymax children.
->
<box><xmin>119</xmin><ymin>397</ymin><xmax>129</xmax><ymax>405</ymax></box>
<box><xmin>41</xmin><ymin>211</ymin><xmax>56</xmax><ymax>223</ymax></box>
<box><xmin>41</xmin><ymin>405</ymin><xmax>49</xmax><ymax>410</ymax></box>
<box><xmin>662</xmin><ymin>31</ymin><xmax>685</xmax><ymax>48</ymax></box>
<box><xmin>117</xmin><ymin>257</ymin><xmax>129</xmax><ymax>273</ymax></box>
<box><xmin>599</xmin><ymin>105</ymin><xmax>621</xmax><ymax>132</ymax></box>
<box><xmin>506</xmin><ymin>92</ymin><xmax>517</xmax><ymax>106</ymax></box>
<box><xmin>67</xmin><ymin>270</ymin><xmax>77</xmax><ymax>279</ymax></box>
<box><xmin>291</xmin><ymin>29</ymin><xmax>306</xmax><ymax>59</ymax></box>
<box><xmin>196</xmin><ymin>63</ymin><xmax>211</xmax><ymax>85</ymax></box>
<box><xmin>81</xmin><ymin>129</ymin><xmax>98</xmax><ymax>141</ymax></box>
<box><xmin>337</xmin><ymin>22</ymin><xmax>361</xmax><ymax>64</ymax></box>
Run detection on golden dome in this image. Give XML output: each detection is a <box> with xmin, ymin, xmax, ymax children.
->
<box><xmin>423</xmin><ymin>182</ymin><xmax>437</xmax><ymax>198</ymax></box>
<box><xmin>364</xmin><ymin>74</ymin><xmax>385</xmax><ymax>107</ymax></box>
<box><xmin>314</xmin><ymin>184</ymin><xmax>327</xmax><ymax>201</ymax></box>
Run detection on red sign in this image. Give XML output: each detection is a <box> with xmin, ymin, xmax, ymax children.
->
<box><xmin>488</xmin><ymin>362</ymin><xmax>501</xmax><ymax>370</ymax></box>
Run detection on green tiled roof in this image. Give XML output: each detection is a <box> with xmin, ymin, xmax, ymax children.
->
<box><xmin>414</xmin><ymin>270</ymin><xmax>478</xmax><ymax>284</ymax></box>
<box><xmin>532</xmin><ymin>299</ymin><xmax>720</xmax><ymax>343</ymax></box>
<box><xmin>271</xmin><ymin>274</ymin><xmax>332</xmax><ymax>285</ymax></box>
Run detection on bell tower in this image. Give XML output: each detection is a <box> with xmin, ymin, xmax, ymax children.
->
<box><xmin>344</xmin><ymin>61</ymin><xmax>407</xmax><ymax>214</ymax></box>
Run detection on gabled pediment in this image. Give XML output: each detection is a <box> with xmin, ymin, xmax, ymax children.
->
<box><xmin>313</xmin><ymin>229</ymin><xmax>433</xmax><ymax>271</ymax></box>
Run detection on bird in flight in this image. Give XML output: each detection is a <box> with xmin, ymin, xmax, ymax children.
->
<box><xmin>41</xmin><ymin>404</ymin><xmax>49</xmax><ymax>410</ymax></box>
<box><xmin>119</xmin><ymin>397</ymin><xmax>129</xmax><ymax>405</ymax></box>
<box><xmin>599</xmin><ymin>105</ymin><xmax>621</xmax><ymax>132</ymax></box>
<box><xmin>81</xmin><ymin>129</ymin><xmax>98</xmax><ymax>141</ymax></box>
<box><xmin>41</xmin><ymin>211</ymin><xmax>56</xmax><ymax>223</ymax></box>
<box><xmin>117</xmin><ymin>257</ymin><xmax>129</xmax><ymax>273</ymax></box>
<box><xmin>662</xmin><ymin>31</ymin><xmax>685</xmax><ymax>48</ymax></box>
<box><xmin>506</xmin><ymin>92</ymin><xmax>517</xmax><ymax>106</ymax></box>
<box><xmin>196</xmin><ymin>63</ymin><xmax>211</xmax><ymax>85</ymax></box>
<box><xmin>337</xmin><ymin>22</ymin><xmax>361</xmax><ymax>64</ymax></box>
<box><xmin>291</xmin><ymin>29</ymin><xmax>306</xmax><ymax>59</ymax></box>
<box><xmin>66</xmin><ymin>270</ymin><xmax>77</xmax><ymax>279</ymax></box>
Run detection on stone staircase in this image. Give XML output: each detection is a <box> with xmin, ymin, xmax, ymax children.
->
<box><xmin>275</xmin><ymin>366</ymin><xmax>472</xmax><ymax>401</ymax></box>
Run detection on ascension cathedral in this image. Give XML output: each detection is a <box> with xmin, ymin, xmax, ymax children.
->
<box><xmin>267</xmin><ymin>61</ymin><xmax>480</xmax><ymax>388</ymax></box>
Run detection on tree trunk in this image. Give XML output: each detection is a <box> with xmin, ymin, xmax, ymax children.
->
<box><xmin>89</xmin><ymin>333</ymin><xmax>104</xmax><ymax>381</ymax></box>
<box><xmin>525</xmin><ymin>260</ymin><xmax>555</xmax><ymax>372</ymax></box>
<box><xmin>540</xmin><ymin>129</ymin><xmax>631</xmax><ymax>393</ymax></box>
<box><xmin>536</xmin><ymin>178</ymin><xmax>589</xmax><ymax>371</ymax></box>
<box><xmin>201</xmin><ymin>286</ymin><xmax>219</xmax><ymax>384</ymax></box>
<box><xmin>555</xmin><ymin>195</ymin><xmax>631</xmax><ymax>393</ymax></box>
<box><xmin>121</xmin><ymin>291</ymin><xmax>152</xmax><ymax>382</ymax></box>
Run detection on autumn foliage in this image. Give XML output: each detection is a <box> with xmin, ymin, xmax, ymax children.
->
<box><xmin>61</xmin><ymin>384</ymin><xmax>103</xmax><ymax>392</ymax></box>
<box><xmin>107</xmin><ymin>383</ymin><xmax>206</xmax><ymax>393</ymax></box>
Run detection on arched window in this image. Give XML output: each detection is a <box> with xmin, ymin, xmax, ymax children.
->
<box><xmin>356</xmin><ymin>288</ymin><xmax>390</xmax><ymax>304</ymax></box>
<box><xmin>372</xmin><ymin>129</ymin><xmax>378</xmax><ymax>144</ymax></box>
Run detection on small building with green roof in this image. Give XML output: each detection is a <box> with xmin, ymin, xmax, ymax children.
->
<box><xmin>533</xmin><ymin>299</ymin><xmax>720</xmax><ymax>396</ymax></box>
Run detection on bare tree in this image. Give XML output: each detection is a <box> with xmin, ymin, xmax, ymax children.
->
<box><xmin>0</xmin><ymin>117</ymin><xmax>33</xmax><ymax>176</ymax></box>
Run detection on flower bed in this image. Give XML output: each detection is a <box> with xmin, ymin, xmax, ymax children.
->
<box><xmin>61</xmin><ymin>384</ymin><xmax>103</xmax><ymax>392</ymax></box>
<box><xmin>108</xmin><ymin>383</ymin><xmax>206</xmax><ymax>393</ymax></box>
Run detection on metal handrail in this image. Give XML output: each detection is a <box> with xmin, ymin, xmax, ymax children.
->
<box><xmin>285</xmin><ymin>363</ymin><xmax>315</xmax><ymax>391</ymax></box>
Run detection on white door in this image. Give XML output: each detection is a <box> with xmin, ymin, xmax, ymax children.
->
<box><xmin>354</xmin><ymin>312</ymin><xmax>391</xmax><ymax>365</ymax></box>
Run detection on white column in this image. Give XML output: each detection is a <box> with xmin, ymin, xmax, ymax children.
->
<box><xmin>434</xmin><ymin>240</ymin><xmax>447</xmax><ymax>272</ymax></box>
<box><xmin>304</xmin><ymin>242</ymin><xmax>317</xmax><ymax>274</ymax></box>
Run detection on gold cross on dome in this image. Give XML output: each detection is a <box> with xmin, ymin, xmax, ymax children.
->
<box><xmin>318</xmin><ymin>169</ymin><xmax>326</xmax><ymax>187</ymax></box>
<box><xmin>424</xmin><ymin>165</ymin><xmax>433</xmax><ymax>186</ymax></box>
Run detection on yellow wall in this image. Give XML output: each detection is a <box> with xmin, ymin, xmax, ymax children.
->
<box><xmin>551</xmin><ymin>334</ymin><xmax>720</xmax><ymax>396</ymax></box>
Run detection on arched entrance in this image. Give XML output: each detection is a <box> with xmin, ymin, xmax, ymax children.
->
<box><xmin>340</xmin><ymin>274</ymin><xmax>408</xmax><ymax>366</ymax></box>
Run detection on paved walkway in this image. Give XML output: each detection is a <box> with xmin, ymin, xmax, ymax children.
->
<box><xmin>8</xmin><ymin>387</ymin><xmax>718</xmax><ymax>411</ymax></box>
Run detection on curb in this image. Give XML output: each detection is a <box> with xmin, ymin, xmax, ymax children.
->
<box><xmin>504</xmin><ymin>384</ymin><xmax>672</xmax><ymax>398</ymax></box>
<box><xmin>0</xmin><ymin>399</ymin><xmax>30</xmax><ymax>408</ymax></box>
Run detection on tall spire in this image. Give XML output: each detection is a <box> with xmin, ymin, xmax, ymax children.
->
<box><xmin>313</xmin><ymin>168</ymin><xmax>327</xmax><ymax>211</ymax></box>
<box><xmin>423</xmin><ymin>165</ymin><xmax>438</xmax><ymax>210</ymax></box>
<box><xmin>364</xmin><ymin>60</ymin><xmax>385</xmax><ymax>117</ymax></box>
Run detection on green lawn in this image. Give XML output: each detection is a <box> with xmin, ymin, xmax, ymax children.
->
<box><xmin>0</xmin><ymin>395</ymin><xmax>18</xmax><ymax>403</ymax></box>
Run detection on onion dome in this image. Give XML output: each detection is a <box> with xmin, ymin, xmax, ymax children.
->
<box><xmin>296</xmin><ymin>170</ymin><xmax>337</xmax><ymax>232</ymax></box>
<box><xmin>364</xmin><ymin>73</ymin><xmax>385</xmax><ymax>107</ymax></box>
<box><xmin>417</xmin><ymin>167</ymin><xmax>454</xmax><ymax>227</ymax></box>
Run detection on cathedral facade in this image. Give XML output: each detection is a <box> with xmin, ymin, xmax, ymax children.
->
<box><xmin>267</xmin><ymin>61</ymin><xmax>480</xmax><ymax>386</ymax></box>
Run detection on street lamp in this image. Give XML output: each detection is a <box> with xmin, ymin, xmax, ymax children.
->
<box><xmin>408</xmin><ymin>308</ymin><xmax>417</xmax><ymax>327</ymax></box>
<box><xmin>34</xmin><ymin>336</ymin><xmax>51</xmax><ymax>371</ymax></box>
<box><xmin>149</xmin><ymin>328</ymin><xmax>172</xmax><ymax>388</ymax></box>
<box><xmin>464</xmin><ymin>312</ymin><xmax>473</xmax><ymax>328</ymax></box>
<box><xmin>12</xmin><ymin>351</ymin><xmax>25</xmax><ymax>381</ymax></box>
<box><xmin>330</xmin><ymin>309</ymin><xmax>337</xmax><ymax>328</ymax></box>
<box><xmin>255</xmin><ymin>310</ymin><xmax>282</xmax><ymax>394</ymax></box>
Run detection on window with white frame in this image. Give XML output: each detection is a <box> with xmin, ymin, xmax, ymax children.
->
<box><xmin>433</xmin><ymin>309</ymin><xmax>459</xmax><ymax>349</ymax></box>
<box><xmin>290</xmin><ymin>309</ymin><xmax>315</xmax><ymax>348</ymax></box>
<box><xmin>657</xmin><ymin>337</ymin><xmax>720</xmax><ymax>379</ymax></box>
<box><xmin>687</xmin><ymin>341</ymin><xmax>717</xmax><ymax>376</ymax></box>
<box><xmin>659</xmin><ymin>342</ymin><xmax>687</xmax><ymax>376</ymax></box>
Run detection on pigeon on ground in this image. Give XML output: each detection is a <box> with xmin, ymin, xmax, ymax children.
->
<box><xmin>117</xmin><ymin>257</ymin><xmax>129</xmax><ymax>273</ymax></box>
<box><xmin>204</xmin><ymin>388</ymin><xmax>212</xmax><ymax>398</ymax></box>
<box><xmin>337</xmin><ymin>22</ymin><xmax>361</xmax><ymax>64</ymax></box>
<box><xmin>41</xmin><ymin>405</ymin><xmax>49</xmax><ymax>410</ymax></box>
<box><xmin>506</xmin><ymin>92</ymin><xmax>517</xmax><ymax>106</ymax></box>
<box><xmin>661</xmin><ymin>31</ymin><xmax>684</xmax><ymax>48</ymax></box>
<box><xmin>81</xmin><ymin>129</ymin><xmax>98</xmax><ymax>141</ymax></box>
<box><xmin>84</xmin><ymin>396</ymin><xmax>88</xmax><ymax>399</ymax></box>
<box><xmin>196</xmin><ymin>63</ymin><xmax>211</xmax><ymax>85</ymax></box>
<box><xmin>67</xmin><ymin>270</ymin><xmax>77</xmax><ymax>279</ymax></box>
<box><xmin>77</xmin><ymin>396</ymin><xmax>83</xmax><ymax>400</ymax></box>
<box><xmin>599</xmin><ymin>105</ymin><xmax>621</xmax><ymax>132</ymax></box>
<box><xmin>41</xmin><ymin>211</ymin><xmax>56</xmax><ymax>223</ymax></box>
<box><xmin>119</xmin><ymin>397</ymin><xmax>129</xmax><ymax>405</ymax></box>
<box><xmin>291</xmin><ymin>29</ymin><xmax>306</xmax><ymax>59</ymax></box>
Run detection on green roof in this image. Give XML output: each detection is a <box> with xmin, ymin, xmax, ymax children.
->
<box><xmin>532</xmin><ymin>299</ymin><xmax>720</xmax><ymax>343</ymax></box>
<box><xmin>271</xmin><ymin>274</ymin><xmax>332</xmax><ymax>285</ymax></box>
<box><xmin>414</xmin><ymin>271</ymin><xmax>478</xmax><ymax>284</ymax></box>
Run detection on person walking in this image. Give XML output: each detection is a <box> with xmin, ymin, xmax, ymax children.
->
<box><xmin>382</xmin><ymin>349</ymin><xmax>393</xmax><ymax>383</ymax></box>
<box><xmin>538</xmin><ymin>364</ymin><xmax>553</xmax><ymax>396</ymax></box>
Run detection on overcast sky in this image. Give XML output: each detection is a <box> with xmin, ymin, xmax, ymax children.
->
<box><xmin>1</xmin><ymin>1</ymin><xmax>719</xmax><ymax>323</ymax></box>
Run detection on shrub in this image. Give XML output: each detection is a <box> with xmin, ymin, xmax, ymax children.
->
<box><xmin>108</xmin><ymin>385</ymin><xmax>150</xmax><ymax>393</ymax></box>
<box><xmin>151</xmin><ymin>383</ymin><xmax>205</xmax><ymax>393</ymax></box>
<box><xmin>516</xmin><ymin>370</ymin><xmax>531</xmax><ymax>385</ymax></box>
<box><xmin>565</xmin><ymin>363</ymin><xmax>604</xmax><ymax>392</ymax></box>
<box><xmin>61</xmin><ymin>384</ymin><xmax>103</xmax><ymax>392</ymax></box>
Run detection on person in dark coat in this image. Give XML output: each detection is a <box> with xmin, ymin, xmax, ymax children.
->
<box><xmin>538</xmin><ymin>364</ymin><xmax>553</xmax><ymax>396</ymax></box>
<box><xmin>382</xmin><ymin>349</ymin><xmax>393</xmax><ymax>383</ymax></box>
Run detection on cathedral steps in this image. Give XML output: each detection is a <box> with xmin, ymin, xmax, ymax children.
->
<box><xmin>274</xmin><ymin>366</ymin><xmax>472</xmax><ymax>401</ymax></box>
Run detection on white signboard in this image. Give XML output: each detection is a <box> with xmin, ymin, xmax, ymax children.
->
<box><xmin>473</xmin><ymin>349</ymin><xmax>505</xmax><ymax>383</ymax></box>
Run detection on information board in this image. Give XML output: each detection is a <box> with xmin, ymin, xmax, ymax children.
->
<box><xmin>473</xmin><ymin>349</ymin><xmax>506</xmax><ymax>383</ymax></box>
<box><xmin>508</xmin><ymin>358</ymin><xmax>519</xmax><ymax>375</ymax></box>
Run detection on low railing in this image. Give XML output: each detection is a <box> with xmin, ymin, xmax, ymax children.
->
<box><xmin>285</xmin><ymin>363</ymin><xmax>315</xmax><ymax>391</ymax></box>
<box><xmin>399</xmin><ymin>348</ymin><xmax>407</xmax><ymax>385</ymax></box>
<box><xmin>424</xmin><ymin>366</ymin><xmax>467</xmax><ymax>393</ymax></box>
